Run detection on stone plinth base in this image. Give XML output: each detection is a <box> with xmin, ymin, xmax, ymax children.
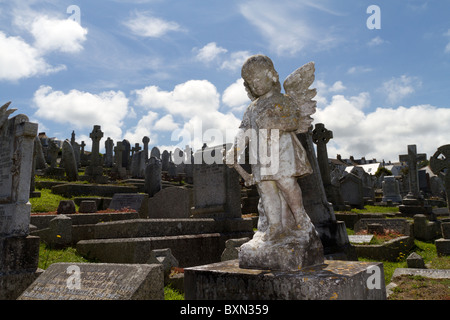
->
<box><xmin>184</xmin><ymin>259</ymin><xmax>386</xmax><ymax>300</ymax></box>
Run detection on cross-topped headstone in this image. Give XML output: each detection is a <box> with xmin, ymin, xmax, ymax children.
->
<box><xmin>80</xmin><ymin>141</ymin><xmax>86</xmax><ymax>155</ymax></box>
<box><xmin>89</xmin><ymin>125</ymin><xmax>104</xmax><ymax>166</ymax></box>
<box><xmin>399</xmin><ymin>145</ymin><xmax>427</xmax><ymax>199</ymax></box>
<box><xmin>430</xmin><ymin>144</ymin><xmax>450</xmax><ymax>211</ymax></box>
<box><xmin>312</xmin><ymin>123</ymin><xmax>333</xmax><ymax>186</ymax></box>
<box><xmin>131</xmin><ymin>143</ymin><xmax>141</xmax><ymax>156</ymax></box>
<box><xmin>142</xmin><ymin>136</ymin><xmax>150</xmax><ymax>160</ymax></box>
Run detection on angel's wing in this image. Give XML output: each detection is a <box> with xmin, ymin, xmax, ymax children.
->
<box><xmin>283</xmin><ymin>62</ymin><xmax>316</xmax><ymax>133</ymax></box>
<box><xmin>0</xmin><ymin>101</ymin><xmax>16</xmax><ymax>132</ymax></box>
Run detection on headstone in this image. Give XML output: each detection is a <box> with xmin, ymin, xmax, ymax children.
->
<box><xmin>148</xmin><ymin>187</ymin><xmax>191</xmax><ymax>218</ymax></box>
<box><xmin>109</xmin><ymin>193</ymin><xmax>149</xmax><ymax>218</ymax></box>
<box><xmin>122</xmin><ymin>139</ymin><xmax>131</xmax><ymax>169</ymax></box>
<box><xmin>161</xmin><ymin>150</ymin><xmax>170</xmax><ymax>172</ymax></box>
<box><xmin>113</xmin><ymin>141</ymin><xmax>126</xmax><ymax>179</ymax></box>
<box><xmin>150</xmin><ymin>146</ymin><xmax>161</xmax><ymax>160</ymax></box>
<box><xmin>49</xmin><ymin>215</ymin><xmax>72</xmax><ymax>248</ymax></box>
<box><xmin>144</xmin><ymin>156</ymin><xmax>162</xmax><ymax>197</ymax></box>
<box><xmin>147</xmin><ymin>248</ymin><xmax>179</xmax><ymax>284</ymax></box>
<box><xmin>131</xmin><ymin>143</ymin><xmax>140</xmax><ymax>156</ymax></box>
<box><xmin>399</xmin><ymin>145</ymin><xmax>431</xmax><ymax>215</ymax></box>
<box><xmin>104</xmin><ymin>137</ymin><xmax>114</xmax><ymax>167</ymax></box>
<box><xmin>70</xmin><ymin>131</ymin><xmax>81</xmax><ymax>168</ymax></box>
<box><xmin>430</xmin><ymin>144</ymin><xmax>450</xmax><ymax>212</ymax></box>
<box><xmin>142</xmin><ymin>136</ymin><xmax>150</xmax><ymax>160</ymax></box>
<box><xmin>192</xmin><ymin>144</ymin><xmax>241</xmax><ymax>219</ymax></box>
<box><xmin>297</xmin><ymin>129</ymin><xmax>354</xmax><ymax>259</ymax></box>
<box><xmin>85</xmin><ymin>125</ymin><xmax>104</xmax><ymax>183</ymax></box>
<box><xmin>312</xmin><ymin>123</ymin><xmax>345</xmax><ymax>210</ymax></box>
<box><xmin>61</xmin><ymin>140</ymin><xmax>78</xmax><ymax>181</ymax></box>
<box><xmin>436</xmin><ymin>222</ymin><xmax>450</xmax><ymax>256</ymax></box>
<box><xmin>406</xmin><ymin>252</ymin><xmax>425</xmax><ymax>269</ymax></box>
<box><xmin>79</xmin><ymin>200</ymin><xmax>97</xmax><ymax>213</ymax></box>
<box><xmin>0</xmin><ymin>102</ymin><xmax>41</xmax><ymax>299</ymax></box>
<box><xmin>18</xmin><ymin>262</ymin><xmax>164</xmax><ymax>300</ymax></box>
<box><xmin>47</xmin><ymin>139</ymin><xmax>59</xmax><ymax>168</ymax></box>
<box><xmin>57</xmin><ymin>200</ymin><xmax>76</xmax><ymax>215</ymax></box>
<box><xmin>382</xmin><ymin>176</ymin><xmax>402</xmax><ymax>203</ymax></box>
<box><xmin>339</xmin><ymin>172</ymin><xmax>364</xmax><ymax>209</ymax></box>
<box><xmin>130</xmin><ymin>150</ymin><xmax>146</xmax><ymax>178</ymax></box>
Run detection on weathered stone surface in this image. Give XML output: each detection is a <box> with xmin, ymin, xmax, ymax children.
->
<box><xmin>61</xmin><ymin>140</ymin><xmax>78</xmax><ymax>181</ymax></box>
<box><xmin>78</xmin><ymin>200</ymin><xmax>97</xmax><ymax>213</ymax></box>
<box><xmin>56</xmin><ymin>200</ymin><xmax>76</xmax><ymax>215</ymax></box>
<box><xmin>148</xmin><ymin>187</ymin><xmax>192</xmax><ymax>218</ymax></box>
<box><xmin>18</xmin><ymin>262</ymin><xmax>164</xmax><ymax>300</ymax></box>
<box><xmin>406</xmin><ymin>252</ymin><xmax>425</xmax><ymax>269</ymax></box>
<box><xmin>109</xmin><ymin>193</ymin><xmax>148</xmax><ymax>218</ymax></box>
<box><xmin>184</xmin><ymin>259</ymin><xmax>386</xmax><ymax>300</ymax></box>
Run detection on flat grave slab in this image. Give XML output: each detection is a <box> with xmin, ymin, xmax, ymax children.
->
<box><xmin>18</xmin><ymin>262</ymin><xmax>163</xmax><ymax>300</ymax></box>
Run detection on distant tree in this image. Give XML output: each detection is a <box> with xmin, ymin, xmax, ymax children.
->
<box><xmin>375</xmin><ymin>167</ymin><xmax>393</xmax><ymax>178</ymax></box>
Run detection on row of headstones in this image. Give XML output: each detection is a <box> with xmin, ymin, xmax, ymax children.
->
<box><xmin>312</xmin><ymin>123</ymin><xmax>449</xmax><ymax>210</ymax></box>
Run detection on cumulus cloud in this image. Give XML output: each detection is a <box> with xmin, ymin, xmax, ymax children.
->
<box><xmin>133</xmin><ymin>79</ymin><xmax>241</xmax><ymax>150</ymax></box>
<box><xmin>124</xmin><ymin>11</ymin><xmax>181</xmax><ymax>38</ymax></box>
<box><xmin>194</xmin><ymin>42</ymin><xmax>228</xmax><ymax>63</ymax></box>
<box><xmin>222</xmin><ymin>78</ymin><xmax>250</xmax><ymax>112</ymax></box>
<box><xmin>367</xmin><ymin>36</ymin><xmax>386</xmax><ymax>47</ymax></box>
<box><xmin>0</xmin><ymin>32</ymin><xmax>64</xmax><ymax>81</ymax></box>
<box><xmin>30</xmin><ymin>15</ymin><xmax>87</xmax><ymax>53</ymax></box>
<box><xmin>313</xmin><ymin>92</ymin><xmax>450</xmax><ymax>162</ymax></box>
<box><xmin>32</xmin><ymin>86</ymin><xmax>130</xmax><ymax>142</ymax></box>
<box><xmin>0</xmin><ymin>9</ymin><xmax>88</xmax><ymax>81</ymax></box>
<box><xmin>380</xmin><ymin>75</ymin><xmax>421</xmax><ymax>104</ymax></box>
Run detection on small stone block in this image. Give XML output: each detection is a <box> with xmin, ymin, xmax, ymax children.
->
<box><xmin>78</xmin><ymin>200</ymin><xmax>97</xmax><ymax>213</ymax></box>
<box><xmin>56</xmin><ymin>200</ymin><xmax>76</xmax><ymax>215</ymax></box>
<box><xmin>184</xmin><ymin>259</ymin><xmax>386</xmax><ymax>300</ymax></box>
<box><xmin>435</xmin><ymin>238</ymin><xmax>450</xmax><ymax>256</ymax></box>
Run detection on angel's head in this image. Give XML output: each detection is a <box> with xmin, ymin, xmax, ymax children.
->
<box><xmin>241</xmin><ymin>55</ymin><xmax>281</xmax><ymax>100</ymax></box>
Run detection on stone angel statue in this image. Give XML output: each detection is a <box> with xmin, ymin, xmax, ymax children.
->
<box><xmin>0</xmin><ymin>101</ymin><xmax>16</xmax><ymax>136</ymax></box>
<box><xmin>225</xmin><ymin>55</ymin><xmax>324</xmax><ymax>271</ymax></box>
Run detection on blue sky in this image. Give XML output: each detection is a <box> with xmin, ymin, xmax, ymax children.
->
<box><xmin>1</xmin><ymin>0</ymin><xmax>449</xmax><ymax>162</ymax></box>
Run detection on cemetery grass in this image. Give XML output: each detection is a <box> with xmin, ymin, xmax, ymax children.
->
<box><xmin>30</xmin><ymin>188</ymin><xmax>79</xmax><ymax>212</ymax></box>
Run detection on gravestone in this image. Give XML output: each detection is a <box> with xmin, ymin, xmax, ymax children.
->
<box><xmin>109</xmin><ymin>193</ymin><xmax>149</xmax><ymax>218</ymax></box>
<box><xmin>191</xmin><ymin>144</ymin><xmax>241</xmax><ymax>219</ymax></box>
<box><xmin>312</xmin><ymin>123</ymin><xmax>345</xmax><ymax>210</ymax></box>
<box><xmin>144</xmin><ymin>156</ymin><xmax>162</xmax><ymax>197</ymax></box>
<box><xmin>382</xmin><ymin>176</ymin><xmax>402</xmax><ymax>203</ymax></box>
<box><xmin>150</xmin><ymin>146</ymin><xmax>161</xmax><ymax>160</ymax></box>
<box><xmin>47</xmin><ymin>139</ymin><xmax>59</xmax><ymax>168</ymax></box>
<box><xmin>161</xmin><ymin>150</ymin><xmax>170</xmax><ymax>172</ymax></box>
<box><xmin>142</xmin><ymin>136</ymin><xmax>150</xmax><ymax>160</ymax></box>
<box><xmin>131</xmin><ymin>143</ymin><xmax>141</xmax><ymax>157</ymax></box>
<box><xmin>122</xmin><ymin>139</ymin><xmax>131</xmax><ymax>169</ymax></box>
<box><xmin>297</xmin><ymin>129</ymin><xmax>353</xmax><ymax>259</ymax></box>
<box><xmin>435</xmin><ymin>222</ymin><xmax>450</xmax><ymax>256</ymax></box>
<box><xmin>61</xmin><ymin>140</ymin><xmax>78</xmax><ymax>181</ymax></box>
<box><xmin>130</xmin><ymin>150</ymin><xmax>146</xmax><ymax>178</ymax></box>
<box><xmin>148</xmin><ymin>187</ymin><xmax>192</xmax><ymax>218</ymax></box>
<box><xmin>430</xmin><ymin>144</ymin><xmax>450</xmax><ymax>212</ymax></box>
<box><xmin>104</xmin><ymin>137</ymin><xmax>114</xmax><ymax>167</ymax></box>
<box><xmin>18</xmin><ymin>263</ymin><xmax>164</xmax><ymax>300</ymax></box>
<box><xmin>70</xmin><ymin>131</ymin><xmax>81</xmax><ymax>168</ymax></box>
<box><xmin>339</xmin><ymin>172</ymin><xmax>364</xmax><ymax>209</ymax></box>
<box><xmin>0</xmin><ymin>102</ymin><xmax>41</xmax><ymax>299</ymax></box>
<box><xmin>399</xmin><ymin>145</ymin><xmax>431</xmax><ymax>215</ymax></box>
<box><xmin>113</xmin><ymin>141</ymin><xmax>126</xmax><ymax>179</ymax></box>
<box><xmin>85</xmin><ymin>125</ymin><xmax>104</xmax><ymax>183</ymax></box>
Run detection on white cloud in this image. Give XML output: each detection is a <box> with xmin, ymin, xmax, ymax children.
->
<box><xmin>194</xmin><ymin>42</ymin><xmax>227</xmax><ymax>62</ymax></box>
<box><xmin>380</xmin><ymin>75</ymin><xmax>421</xmax><ymax>104</ymax></box>
<box><xmin>313</xmin><ymin>94</ymin><xmax>450</xmax><ymax>162</ymax></box>
<box><xmin>32</xmin><ymin>86</ymin><xmax>130</xmax><ymax>142</ymax></box>
<box><xmin>347</xmin><ymin>66</ymin><xmax>373</xmax><ymax>74</ymax></box>
<box><xmin>153</xmin><ymin>114</ymin><xmax>179</xmax><ymax>131</ymax></box>
<box><xmin>328</xmin><ymin>81</ymin><xmax>346</xmax><ymax>93</ymax></box>
<box><xmin>0</xmin><ymin>31</ymin><xmax>65</xmax><ymax>81</ymax></box>
<box><xmin>124</xmin><ymin>11</ymin><xmax>181</xmax><ymax>38</ymax></box>
<box><xmin>30</xmin><ymin>15</ymin><xmax>87</xmax><ymax>53</ymax></box>
<box><xmin>133</xmin><ymin>79</ymin><xmax>241</xmax><ymax>151</ymax></box>
<box><xmin>124</xmin><ymin>111</ymin><xmax>159</xmax><ymax>145</ymax></box>
<box><xmin>220</xmin><ymin>51</ymin><xmax>252</xmax><ymax>71</ymax></box>
<box><xmin>239</xmin><ymin>0</ymin><xmax>340</xmax><ymax>55</ymax></box>
<box><xmin>367</xmin><ymin>36</ymin><xmax>386</xmax><ymax>47</ymax></box>
<box><xmin>222</xmin><ymin>78</ymin><xmax>250</xmax><ymax>110</ymax></box>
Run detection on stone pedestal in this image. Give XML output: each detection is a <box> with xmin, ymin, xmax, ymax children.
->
<box><xmin>399</xmin><ymin>194</ymin><xmax>432</xmax><ymax>216</ymax></box>
<box><xmin>185</xmin><ymin>259</ymin><xmax>386</xmax><ymax>300</ymax></box>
